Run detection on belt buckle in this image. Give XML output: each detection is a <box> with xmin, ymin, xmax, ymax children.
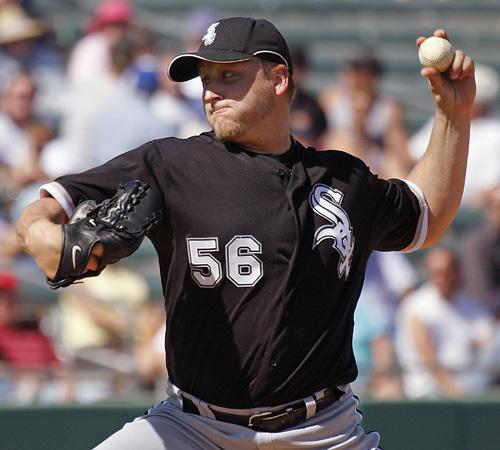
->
<box><xmin>248</xmin><ymin>410</ymin><xmax>273</xmax><ymax>428</ymax></box>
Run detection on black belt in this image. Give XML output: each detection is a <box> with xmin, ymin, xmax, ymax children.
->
<box><xmin>181</xmin><ymin>387</ymin><xmax>344</xmax><ymax>432</ymax></box>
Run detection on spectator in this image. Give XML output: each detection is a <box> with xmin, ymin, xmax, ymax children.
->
<box><xmin>462</xmin><ymin>184</ymin><xmax>500</xmax><ymax>306</ymax></box>
<box><xmin>66</xmin><ymin>0</ymin><xmax>133</xmax><ymax>86</ymax></box>
<box><xmin>42</xmin><ymin>34</ymin><xmax>172</xmax><ymax>175</ymax></box>
<box><xmin>288</xmin><ymin>46</ymin><xmax>328</xmax><ymax>149</ymax></box>
<box><xmin>126</xmin><ymin>27</ymin><xmax>160</xmax><ymax>97</ymax></box>
<box><xmin>0</xmin><ymin>73</ymin><xmax>52</xmax><ymax>201</ymax></box>
<box><xmin>0</xmin><ymin>3</ymin><xmax>65</xmax><ymax>122</ymax></box>
<box><xmin>352</xmin><ymin>252</ymin><xmax>417</xmax><ymax>398</ymax></box>
<box><xmin>320</xmin><ymin>52</ymin><xmax>412</xmax><ymax>178</ymax></box>
<box><xmin>0</xmin><ymin>72</ymin><xmax>52</xmax><ymax>255</ymax></box>
<box><xmin>0</xmin><ymin>271</ymin><xmax>65</xmax><ymax>404</ymax></box>
<box><xmin>133</xmin><ymin>300</ymin><xmax>166</xmax><ymax>394</ymax></box>
<box><xmin>89</xmin><ymin>37</ymin><xmax>174</xmax><ymax>165</ymax></box>
<box><xmin>52</xmin><ymin>265</ymin><xmax>150</xmax><ymax>403</ymax></box>
<box><xmin>150</xmin><ymin>52</ymin><xmax>209</xmax><ymax>138</ymax></box>
<box><xmin>410</xmin><ymin>64</ymin><xmax>500</xmax><ymax>210</ymax></box>
<box><xmin>395</xmin><ymin>248</ymin><xmax>495</xmax><ymax>399</ymax></box>
<box><xmin>352</xmin><ymin>301</ymin><xmax>402</xmax><ymax>399</ymax></box>
<box><xmin>360</xmin><ymin>251</ymin><xmax>418</xmax><ymax>328</ymax></box>
<box><xmin>484</xmin><ymin>300</ymin><xmax>500</xmax><ymax>388</ymax></box>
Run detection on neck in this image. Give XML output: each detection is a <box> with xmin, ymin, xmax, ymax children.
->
<box><xmin>237</xmin><ymin>133</ymin><xmax>291</xmax><ymax>155</ymax></box>
<box><xmin>436</xmin><ymin>286</ymin><xmax>455</xmax><ymax>302</ymax></box>
<box><xmin>10</xmin><ymin>116</ymin><xmax>30</xmax><ymax>128</ymax></box>
<box><xmin>234</xmin><ymin>107</ymin><xmax>292</xmax><ymax>155</ymax></box>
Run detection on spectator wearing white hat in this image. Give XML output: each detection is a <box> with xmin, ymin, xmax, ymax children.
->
<box><xmin>0</xmin><ymin>3</ymin><xmax>65</xmax><ymax>121</ymax></box>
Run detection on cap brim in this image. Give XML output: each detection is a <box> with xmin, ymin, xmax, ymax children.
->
<box><xmin>0</xmin><ymin>25</ymin><xmax>46</xmax><ymax>46</ymax></box>
<box><xmin>168</xmin><ymin>49</ymin><xmax>252</xmax><ymax>82</ymax></box>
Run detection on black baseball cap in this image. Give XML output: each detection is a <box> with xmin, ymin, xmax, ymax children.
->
<box><xmin>168</xmin><ymin>17</ymin><xmax>293</xmax><ymax>82</ymax></box>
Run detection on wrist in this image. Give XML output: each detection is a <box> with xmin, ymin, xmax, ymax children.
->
<box><xmin>434</xmin><ymin>105</ymin><xmax>473</xmax><ymax>123</ymax></box>
<box><xmin>25</xmin><ymin>219</ymin><xmax>60</xmax><ymax>255</ymax></box>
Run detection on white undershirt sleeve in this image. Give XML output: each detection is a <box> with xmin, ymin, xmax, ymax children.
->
<box><xmin>39</xmin><ymin>181</ymin><xmax>75</xmax><ymax>219</ymax></box>
<box><xmin>400</xmin><ymin>180</ymin><xmax>429</xmax><ymax>253</ymax></box>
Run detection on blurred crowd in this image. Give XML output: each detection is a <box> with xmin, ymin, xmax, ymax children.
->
<box><xmin>0</xmin><ymin>0</ymin><xmax>498</xmax><ymax>405</ymax></box>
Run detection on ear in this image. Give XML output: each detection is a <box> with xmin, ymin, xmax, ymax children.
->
<box><xmin>272</xmin><ymin>64</ymin><xmax>289</xmax><ymax>97</ymax></box>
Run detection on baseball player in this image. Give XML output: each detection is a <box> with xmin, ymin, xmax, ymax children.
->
<box><xmin>16</xmin><ymin>17</ymin><xmax>475</xmax><ymax>450</ymax></box>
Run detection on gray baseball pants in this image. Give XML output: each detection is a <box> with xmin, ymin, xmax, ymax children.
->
<box><xmin>93</xmin><ymin>383</ymin><xmax>380</xmax><ymax>449</ymax></box>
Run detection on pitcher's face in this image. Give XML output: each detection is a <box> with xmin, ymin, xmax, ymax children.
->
<box><xmin>200</xmin><ymin>59</ymin><xmax>276</xmax><ymax>143</ymax></box>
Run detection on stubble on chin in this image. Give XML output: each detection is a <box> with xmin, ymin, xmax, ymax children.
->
<box><xmin>208</xmin><ymin>86</ymin><xmax>274</xmax><ymax>143</ymax></box>
<box><xmin>212</xmin><ymin>117</ymin><xmax>245</xmax><ymax>142</ymax></box>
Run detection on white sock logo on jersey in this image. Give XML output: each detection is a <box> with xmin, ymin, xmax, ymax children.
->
<box><xmin>309</xmin><ymin>183</ymin><xmax>355</xmax><ymax>280</ymax></box>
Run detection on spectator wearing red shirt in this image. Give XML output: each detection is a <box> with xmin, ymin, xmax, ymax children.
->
<box><xmin>0</xmin><ymin>272</ymin><xmax>62</xmax><ymax>403</ymax></box>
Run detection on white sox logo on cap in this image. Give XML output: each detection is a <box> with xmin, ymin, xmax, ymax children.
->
<box><xmin>202</xmin><ymin>22</ymin><xmax>219</xmax><ymax>46</ymax></box>
<box><xmin>309</xmin><ymin>184</ymin><xmax>355</xmax><ymax>280</ymax></box>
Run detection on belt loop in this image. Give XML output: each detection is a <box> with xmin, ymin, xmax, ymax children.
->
<box><xmin>192</xmin><ymin>397</ymin><xmax>216</xmax><ymax>419</ymax></box>
<box><xmin>314</xmin><ymin>388</ymin><xmax>325</xmax><ymax>401</ymax></box>
<box><xmin>303</xmin><ymin>396</ymin><xmax>316</xmax><ymax>419</ymax></box>
<box><xmin>169</xmin><ymin>382</ymin><xmax>184</xmax><ymax>409</ymax></box>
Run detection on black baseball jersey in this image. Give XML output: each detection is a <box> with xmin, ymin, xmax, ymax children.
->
<box><xmin>52</xmin><ymin>131</ymin><xmax>423</xmax><ymax>408</ymax></box>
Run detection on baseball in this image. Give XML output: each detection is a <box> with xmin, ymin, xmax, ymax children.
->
<box><xmin>418</xmin><ymin>36</ymin><xmax>454</xmax><ymax>72</ymax></box>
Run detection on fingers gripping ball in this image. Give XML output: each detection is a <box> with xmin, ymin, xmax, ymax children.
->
<box><xmin>418</xmin><ymin>36</ymin><xmax>454</xmax><ymax>72</ymax></box>
<box><xmin>47</xmin><ymin>180</ymin><xmax>163</xmax><ymax>289</ymax></box>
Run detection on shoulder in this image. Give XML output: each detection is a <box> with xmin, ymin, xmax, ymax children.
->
<box><xmin>153</xmin><ymin>132</ymin><xmax>220</xmax><ymax>159</ymax></box>
<box><xmin>301</xmin><ymin>147</ymin><xmax>388</xmax><ymax>202</ymax></box>
<box><xmin>303</xmin><ymin>146</ymin><xmax>369</xmax><ymax>173</ymax></box>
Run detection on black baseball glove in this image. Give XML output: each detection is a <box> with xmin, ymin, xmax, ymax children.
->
<box><xmin>47</xmin><ymin>180</ymin><xmax>163</xmax><ymax>289</ymax></box>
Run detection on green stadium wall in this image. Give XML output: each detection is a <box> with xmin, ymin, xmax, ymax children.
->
<box><xmin>1</xmin><ymin>399</ymin><xmax>499</xmax><ymax>450</ymax></box>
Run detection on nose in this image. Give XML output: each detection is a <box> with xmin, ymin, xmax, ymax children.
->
<box><xmin>202</xmin><ymin>77</ymin><xmax>224</xmax><ymax>103</ymax></box>
<box><xmin>204</xmin><ymin>87</ymin><xmax>222</xmax><ymax>104</ymax></box>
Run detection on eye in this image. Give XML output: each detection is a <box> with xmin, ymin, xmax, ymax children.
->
<box><xmin>222</xmin><ymin>71</ymin><xmax>238</xmax><ymax>81</ymax></box>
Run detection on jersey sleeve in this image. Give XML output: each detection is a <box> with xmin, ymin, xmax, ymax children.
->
<box><xmin>40</xmin><ymin>140</ymin><xmax>165</xmax><ymax>218</ymax></box>
<box><xmin>367</xmin><ymin>174</ymin><xmax>428</xmax><ymax>253</ymax></box>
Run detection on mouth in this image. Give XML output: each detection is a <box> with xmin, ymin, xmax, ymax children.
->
<box><xmin>211</xmin><ymin>106</ymin><xmax>230</xmax><ymax>115</ymax></box>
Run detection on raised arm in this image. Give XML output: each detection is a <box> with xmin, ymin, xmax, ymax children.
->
<box><xmin>407</xmin><ymin>29</ymin><xmax>476</xmax><ymax>247</ymax></box>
